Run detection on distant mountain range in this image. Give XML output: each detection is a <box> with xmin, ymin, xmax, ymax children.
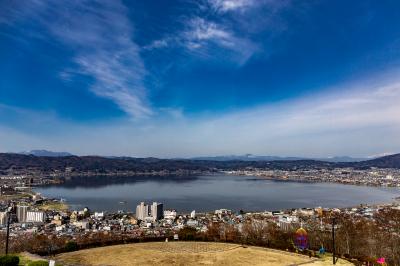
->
<box><xmin>191</xmin><ymin>154</ymin><xmax>368</xmax><ymax>162</ymax></box>
<box><xmin>0</xmin><ymin>152</ymin><xmax>400</xmax><ymax>172</ymax></box>
<box><xmin>14</xmin><ymin>150</ymin><xmax>369</xmax><ymax>162</ymax></box>
<box><xmin>18</xmin><ymin>150</ymin><xmax>74</xmax><ymax>157</ymax></box>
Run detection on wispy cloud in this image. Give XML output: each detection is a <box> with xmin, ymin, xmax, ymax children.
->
<box><xmin>143</xmin><ymin>16</ymin><xmax>259</xmax><ymax>65</ymax></box>
<box><xmin>206</xmin><ymin>0</ymin><xmax>292</xmax><ymax>36</ymax></box>
<box><xmin>208</xmin><ymin>0</ymin><xmax>256</xmax><ymax>13</ymax></box>
<box><xmin>143</xmin><ymin>0</ymin><xmax>289</xmax><ymax>65</ymax></box>
<box><xmin>2</xmin><ymin>71</ymin><xmax>400</xmax><ymax>157</ymax></box>
<box><xmin>208</xmin><ymin>0</ymin><xmax>290</xmax><ymax>13</ymax></box>
<box><xmin>147</xmin><ymin>73</ymin><xmax>400</xmax><ymax>157</ymax></box>
<box><xmin>143</xmin><ymin>39</ymin><xmax>170</xmax><ymax>50</ymax></box>
<box><xmin>181</xmin><ymin>17</ymin><xmax>258</xmax><ymax>64</ymax></box>
<box><xmin>1</xmin><ymin>0</ymin><xmax>152</xmax><ymax>118</ymax></box>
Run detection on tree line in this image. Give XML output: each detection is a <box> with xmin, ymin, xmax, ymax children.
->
<box><xmin>0</xmin><ymin>207</ymin><xmax>399</xmax><ymax>265</ymax></box>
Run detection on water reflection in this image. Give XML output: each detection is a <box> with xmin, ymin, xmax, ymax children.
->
<box><xmin>42</xmin><ymin>175</ymin><xmax>199</xmax><ymax>189</ymax></box>
<box><xmin>35</xmin><ymin>175</ymin><xmax>400</xmax><ymax>213</ymax></box>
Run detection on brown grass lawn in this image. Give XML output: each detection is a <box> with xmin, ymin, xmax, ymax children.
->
<box><xmin>54</xmin><ymin>242</ymin><xmax>353</xmax><ymax>266</ymax></box>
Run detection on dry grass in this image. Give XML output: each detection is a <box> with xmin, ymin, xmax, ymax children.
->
<box><xmin>37</xmin><ymin>201</ymin><xmax>69</xmax><ymax>211</ymax></box>
<box><xmin>54</xmin><ymin>242</ymin><xmax>326</xmax><ymax>266</ymax></box>
<box><xmin>302</xmin><ymin>256</ymin><xmax>354</xmax><ymax>266</ymax></box>
<box><xmin>0</xmin><ymin>193</ymin><xmax>32</xmax><ymax>201</ymax></box>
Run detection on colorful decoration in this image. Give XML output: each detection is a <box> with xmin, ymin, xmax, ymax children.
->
<box><xmin>377</xmin><ymin>258</ymin><xmax>386</xmax><ymax>265</ymax></box>
<box><xmin>319</xmin><ymin>247</ymin><xmax>325</xmax><ymax>254</ymax></box>
<box><xmin>294</xmin><ymin>227</ymin><xmax>308</xmax><ymax>250</ymax></box>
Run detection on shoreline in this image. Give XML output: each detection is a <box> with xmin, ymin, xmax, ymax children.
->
<box><xmin>224</xmin><ymin>172</ymin><xmax>400</xmax><ymax>188</ymax></box>
<box><xmin>31</xmin><ymin>174</ymin><xmax>400</xmax><ymax>213</ymax></box>
<box><xmin>25</xmin><ymin>169</ymin><xmax>400</xmax><ymax>188</ymax></box>
<box><xmin>32</xmin><ymin>171</ymin><xmax>400</xmax><ymax>190</ymax></box>
<box><xmin>33</xmin><ymin>188</ymin><xmax>400</xmax><ymax>215</ymax></box>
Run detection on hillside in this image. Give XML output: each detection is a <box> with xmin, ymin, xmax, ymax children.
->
<box><xmin>0</xmin><ymin>153</ymin><xmax>334</xmax><ymax>173</ymax></box>
<box><xmin>0</xmin><ymin>154</ymin><xmax>207</xmax><ymax>172</ymax></box>
<box><xmin>355</xmin><ymin>153</ymin><xmax>400</xmax><ymax>168</ymax></box>
<box><xmin>0</xmin><ymin>153</ymin><xmax>399</xmax><ymax>174</ymax></box>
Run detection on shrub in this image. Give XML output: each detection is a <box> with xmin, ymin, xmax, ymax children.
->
<box><xmin>178</xmin><ymin>227</ymin><xmax>198</xmax><ymax>241</ymax></box>
<box><xmin>27</xmin><ymin>261</ymin><xmax>49</xmax><ymax>266</ymax></box>
<box><xmin>64</xmin><ymin>241</ymin><xmax>78</xmax><ymax>252</ymax></box>
<box><xmin>0</xmin><ymin>255</ymin><xmax>19</xmax><ymax>266</ymax></box>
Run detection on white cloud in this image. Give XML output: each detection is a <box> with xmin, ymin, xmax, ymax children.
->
<box><xmin>185</xmin><ymin>18</ymin><xmax>232</xmax><ymax>42</ymax></box>
<box><xmin>2</xmin><ymin>1</ymin><xmax>400</xmax><ymax>157</ymax></box>
<box><xmin>178</xmin><ymin>0</ymin><xmax>291</xmax><ymax>64</ymax></box>
<box><xmin>208</xmin><ymin>0</ymin><xmax>256</xmax><ymax>12</ymax></box>
<box><xmin>181</xmin><ymin>17</ymin><xmax>258</xmax><ymax>64</ymax></box>
<box><xmin>2</xmin><ymin>71</ymin><xmax>400</xmax><ymax>157</ymax></box>
<box><xmin>1</xmin><ymin>0</ymin><xmax>152</xmax><ymax>118</ymax></box>
<box><xmin>207</xmin><ymin>0</ymin><xmax>289</xmax><ymax>14</ymax></box>
<box><xmin>142</xmin><ymin>17</ymin><xmax>258</xmax><ymax>64</ymax></box>
<box><xmin>143</xmin><ymin>39</ymin><xmax>170</xmax><ymax>50</ymax></box>
<box><xmin>142</xmin><ymin>2</ymin><xmax>262</xmax><ymax>65</ymax></box>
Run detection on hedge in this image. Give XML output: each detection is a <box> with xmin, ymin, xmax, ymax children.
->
<box><xmin>0</xmin><ymin>255</ymin><xmax>19</xmax><ymax>266</ymax></box>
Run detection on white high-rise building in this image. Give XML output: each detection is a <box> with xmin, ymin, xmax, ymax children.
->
<box><xmin>190</xmin><ymin>210</ymin><xmax>196</xmax><ymax>219</ymax></box>
<box><xmin>150</xmin><ymin>202</ymin><xmax>163</xmax><ymax>221</ymax></box>
<box><xmin>164</xmin><ymin>210</ymin><xmax>177</xmax><ymax>220</ymax></box>
<box><xmin>17</xmin><ymin>205</ymin><xmax>28</xmax><ymax>223</ymax></box>
<box><xmin>136</xmin><ymin>202</ymin><xmax>164</xmax><ymax>221</ymax></box>
<box><xmin>0</xmin><ymin>212</ymin><xmax>8</xmax><ymax>226</ymax></box>
<box><xmin>26</xmin><ymin>211</ymin><xmax>45</xmax><ymax>223</ymax></box>
<box><xmin>136</xmin><ymin>202</ymin><xmax>149</xmax><ymax>220</ymax></box>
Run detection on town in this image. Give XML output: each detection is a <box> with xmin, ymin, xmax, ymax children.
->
<box><xmin>2</xmin><ymin>166</ymin><xmax>400</xmax><ymax>192</ymax></box>
<box><xmin>1</xmin><ymin>156</ymin><xmax>400</xmax><ymax>264</ymax></box>
<box><xmin>1</xmin><ymin>191</ymin><xmax>399</xmax><ymax>246</ymax></box>
<box><xmin>224</xmin><ymin>167</ymin><xmax>400</xmax><ymax>187</ymax></box>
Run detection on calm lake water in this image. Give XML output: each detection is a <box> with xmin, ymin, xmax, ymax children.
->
<box><xmin>35</xmin><ymin>175</ymin><xmax>400</xmax><ymax>213</ymax></box>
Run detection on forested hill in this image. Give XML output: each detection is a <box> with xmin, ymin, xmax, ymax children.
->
<box><xmin>0</xmin><ymin>153</ymin><xmax>399</xmax><ymax>172</ymax></box>
<box><xmin>352</xmin><ymin>153</ymin><xmax>400</xmax><ymax>168</ymax></box>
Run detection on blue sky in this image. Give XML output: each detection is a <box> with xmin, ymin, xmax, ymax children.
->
<box><xmin>1</xmin><ymin>0</ymin><xmax>400</xmax><ymax>157</ymax></box>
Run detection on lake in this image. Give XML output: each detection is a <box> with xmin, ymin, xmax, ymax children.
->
<box><xmin>35</xmin><ymin>175</ymin><xmax>400</xmax><ymax>213</ymax></box>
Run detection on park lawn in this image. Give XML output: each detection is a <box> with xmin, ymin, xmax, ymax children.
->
<box><xmin>55</xmin><ymin>241</ymin><xmax>324</xmax><ymax>266</ymax></box>
<box><xmin>0</xmin><ymin>193</ymin><xmax>33</xmax><ymax>201</ymax></box>
<box><xmin>303</xmin><ymin>255</ymin><xmax>354</xmax><ymax>266</ymax></box>
<box><xmin>15</xmin><ymin>252</ymin><xmax>48</xmax><ymax>266</ymax></box>
<box><xmin>36</xmin><ymin>201</ymin><xmax>68</xmax><ymax>211</ymax></box>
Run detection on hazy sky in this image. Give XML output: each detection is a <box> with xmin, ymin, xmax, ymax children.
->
<box><xmin>1</xmin><ymin>0</ymin><xmax>400</xmax><ymax>157</ymax></box>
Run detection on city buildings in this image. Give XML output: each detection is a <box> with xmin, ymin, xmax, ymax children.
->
<box><xmin>136</xmin><ymin>202</ymin><xmax>149</xmax><ymax>220</ymax></box>
<box><xmin>17</xmin><ymin>205</ymin><xmax>28</xmax><ymax>223</ymax></box>
<box><xmin>0</xmin><ymin>211</ymin><xmax>8</xmax><ymax>226</ymax></box>
<box><xmin>0</xmin><ymin>186</ymin><xmax>15</xmax><ymax>196</ymax></box>
<box><xmin>1</xmin><ymin>190</ymin><xmax>400</xmax><ymax>260</ymax></box>
<box><xmin>136</xmin><ymin>202</ymin><xmax>164</xmax><ymax>221</ymax></box>
<box><xmin>26</xmin><ymin>211</ymin><xmax>45</xmax><ymax>223</ymax></box>
<box><xmin>151</xmin><ymin>202</ymin><xmax>163</xmax><ymax>221</ymax></box>
<box><xmin>164</xmin><ymin>210</ymin><xmax>177</xmax><ymax>220</ymax></box>
<box><xmin>16</xmin><ymin>205</ymin><xmax>45</xmax><ymax>223</ymax></box>
<box><xmin>223</xmin><ymin>168</ymin><xmax>400</xmax><ymax>187</ymax></box>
